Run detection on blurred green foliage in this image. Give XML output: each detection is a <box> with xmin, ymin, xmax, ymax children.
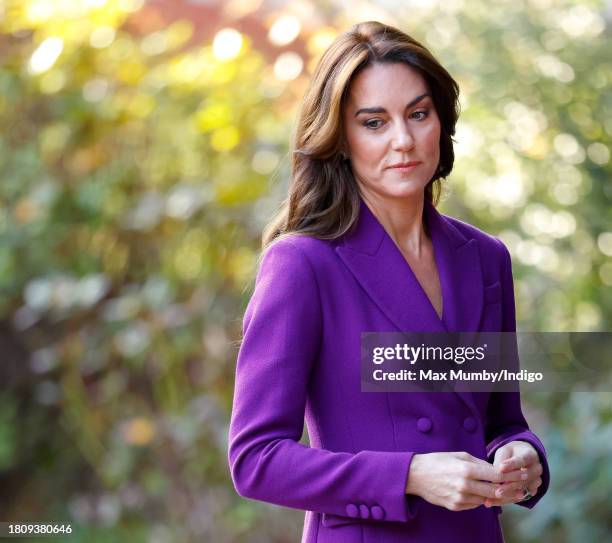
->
<box><xmin>0</xmin><ymin>0</ymin><xmax>610</xmax><ymax>542</ymax></box>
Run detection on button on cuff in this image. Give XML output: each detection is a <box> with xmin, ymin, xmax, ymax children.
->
<box><xmin>345</xmin><ymin>503</ymin><xmax>359</xmax><ymax>518</ymax></box>
<box><xmin>371</xmin><ymin>505</ymin><xmax>385</xmax><ymax>520</ymax></box>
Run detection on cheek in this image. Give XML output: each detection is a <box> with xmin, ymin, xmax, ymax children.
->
<box><xmin>352</xmin><ymin>134</ymin><xmax>385</xmax><ymax>162</ymax></box>
<box><xmin>422</xmin><ymin>130</ymin><xmax>441</xmax><ymax>165</ymax></box>
<box><xmin>424</xmin><ymin>122</ymin><xmax>441</xmax><ymax>147</ymax></box>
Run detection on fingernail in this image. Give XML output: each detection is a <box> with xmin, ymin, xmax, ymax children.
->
<box><xmin>521</xmin><ymin>473</ymin><xmax>529</xmax><ymax>480</ymax></box>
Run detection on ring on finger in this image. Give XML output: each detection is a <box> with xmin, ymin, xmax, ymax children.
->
<box><xmin>521</xmin><ymin>486</ymin><xmax>533</xmax><ymax>501</ymax></box>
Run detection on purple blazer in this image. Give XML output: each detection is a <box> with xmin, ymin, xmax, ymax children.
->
<box><xmin>228</xmin><ymin>197</ymin><xmax>550</xmax><ymax>543</ymax></box>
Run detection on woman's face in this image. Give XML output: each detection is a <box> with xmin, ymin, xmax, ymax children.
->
<box><xmin>342</xmin><ymin>62</ymin><xmax>441</xmax><ymax>202</ymax></box>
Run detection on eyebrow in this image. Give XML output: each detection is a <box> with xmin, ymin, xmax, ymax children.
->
<box><xmin>354</xmin><ymin>93</ymin><xmax>431</xmax><ymax>117</ymax></box>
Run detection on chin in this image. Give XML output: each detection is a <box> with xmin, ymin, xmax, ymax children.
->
<box><xmin>388</xmin><ymin>181</ymin><xmax>429</xmax><ymax>199</ymax></box>
<box><xmin>357</xmin><ymin>174</ymin><xmax>429</xmax><ymax>201</ymax></box>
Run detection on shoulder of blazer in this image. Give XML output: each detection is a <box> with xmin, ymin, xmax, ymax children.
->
<box><xmin>264</xmin><ymin>234</ymin><xmax>338</xmax><ymax>263</ymax></box>
<box><xmin>260</xmin><ymin>234</ymin><xmax>339</xmax><ymax>284</ymax></box>
<box><xmin>442</xmin><ymin>214</ymin><xmax>509</xmax><ymax>262</ymax></box>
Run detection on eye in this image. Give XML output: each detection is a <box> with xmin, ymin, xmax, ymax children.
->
<box><xmin>363</xmin><ymin>119</ymin><xmax>384</xmax><ymax>130</ymax></box>
<box><xmin>411</xmin><ymin>109</ymin><xmax>429</xmax><ymax>120</ymax></box>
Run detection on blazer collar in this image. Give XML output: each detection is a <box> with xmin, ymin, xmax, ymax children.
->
<box><xmin>336</xmin><ymin>196</ymin><xmax>484</xmax><ymax>334</ymax></box>
<box><xmin>336</xmin><ymin>196</ymin><xmax>484</xmax><ymax>417</ymax></box>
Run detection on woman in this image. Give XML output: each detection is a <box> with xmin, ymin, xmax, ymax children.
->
<box><xmin>227</xmin><ymin>21</ymin><xmax>549</xmax><ymax>543</ymax></box>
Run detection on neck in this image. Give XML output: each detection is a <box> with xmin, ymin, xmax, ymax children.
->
<box><xmin>360</xmin><ymin>190</ymin><xmax>429</xmax><ymax>256</ymax></box>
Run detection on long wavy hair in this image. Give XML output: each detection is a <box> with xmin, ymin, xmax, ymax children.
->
<box><xmin>262</xmin><ymin>21</ymin><xmax>461</xmax><ymax>249</ymax></box>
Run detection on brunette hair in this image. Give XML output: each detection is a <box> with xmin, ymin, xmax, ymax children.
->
<box><xmin>262</xmin><ymin>20</ymin><xmax>460</xmax><ymax>248</ymax></box>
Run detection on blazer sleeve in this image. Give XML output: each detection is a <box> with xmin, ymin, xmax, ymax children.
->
<box><xmin>227</xmin><ymin>238</ymin><xmax>418</xmax><ymax>523</ymax></box>
<box><xmin>484</xmin><ymin>239</ymin><xmax>550</xmax><ymax>508</ymax></box>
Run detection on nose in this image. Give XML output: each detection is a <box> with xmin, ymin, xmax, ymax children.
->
<box><xmin>391</xmin><ymin>122</ymin><xmax>415</xmax><ymax>151</ymax></box>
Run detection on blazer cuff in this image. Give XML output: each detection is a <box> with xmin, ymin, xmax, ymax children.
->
<box><xmin>321</xmin><ymin>451</ymin><xmax>419</xmax><ymax>527</ymax></box>
<box><xmin>486</xmin><ymin>430</ymin><xmax>550</xmax><ymax>509</ymax></box>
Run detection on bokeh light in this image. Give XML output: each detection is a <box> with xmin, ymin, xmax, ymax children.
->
<box><xmin>268</xmin><ymin>14</ymin><xmax>301</xmax><ymax>46</ymax></box>
<box><xmin>212</xmin><ymin>28</ymin><xmax>243</xmax><ymax>61</ymax></box>
<box><xmin>29</xmin><ymin>36</ymin><xmax>63</xmax><ymax>74</ymax></box>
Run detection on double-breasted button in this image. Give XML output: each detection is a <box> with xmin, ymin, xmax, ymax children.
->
<box><xmin>371</xmin><ymin>505</ymin><xmax>385</xmax><ymax>520</ymax></box>
<box><xmin>463</xmin><ymin>416</ymin><xmax>477</xmax><ymax>432</ymax></box>
<box><xmin>359</xmin><ymin>504</ymin><xmax>370</xmax><ymax>519</ymax></box>
<box><xmin>417</xmin><ymin>417</ymin><xmax>433</xmax><ymax>433</ymax></box>
<box><xmin>346</xmin><ymin>503</ymin><xmax>359</xmax><ymax>518</ymax></box>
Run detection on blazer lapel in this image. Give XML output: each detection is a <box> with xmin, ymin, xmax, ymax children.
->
<box><xmin>336</xmin><ymin>197</ymin><xmax>485</xmax><ymax>333</ymax></box>
<box><xmin>336</xmin><ymin>198</ymin><xmax>445</xmax><ymax>333</ymax></box>
<box><xmin>424</xmin><ymin>199</ymin><xmax>484</xmax><ymax>333</ymax></box>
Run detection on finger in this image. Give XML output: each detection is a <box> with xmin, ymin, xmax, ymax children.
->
<box><xmin>496</xmin><ymin>463</ymin><xmax>542</xmax><ymax>496</ymax></box>
<box><xmin>526</xmin><ymin>477</ymin><xmax>542</xmax><ymax>496</ymax></box>
<box><xmin>492</xmin><ymin>477</ymin><xmax>542</xmax><ymax>505</ymax></box>
<box><xmin>499</xmin><ymin>451</ymin><xmax>538</xmax><ymax>472</ymax></box>
<box><xmin>492</xmin><ymin>468</ymin><xmax>529</xmax><ymax>484</ymax></box>
<box><xmin>484</xmin><ymin>488</ymin><xmax>527</xmax><ymax>507</ymax></box>
<box><xmin>530</xmin><ymin>462</ymin><xmax>544</xmax><ymax>478</ymax></box>
<box><xmin>493</xmin><ymin>480</ymin><xmax>526</xmax><ymax>498</ymax></box>
<box><xmin>517</xmin><ymin>480</ymin><xmax>541</xmax><ymax>503</ymax></box>
<box><xmin>463</xmin><ymin>460</ymin><xmax>505</xmax><ymax>483</ymax></box>
<box><xmin>463</xmin><ymin>480</ymin><xmax>501</xmax><ymax>500</ymax></box>
<box><xmin>492</xmin><ymin>447</ymin><xmax>513</xmax><ymax>466</ymax></box>
<box><xmin>501</xmin><ymin>462</ymin><xmax>542</xmax><ymax>484</ymax></box>
<box><xmin>520</xmin><ymin>463</ymin><xmax>543</xmax><ymax>483</ymax></box>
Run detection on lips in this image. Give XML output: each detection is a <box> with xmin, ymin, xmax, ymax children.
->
<box><xmin>388</xmin><ymin>161</ymin><xmax>421</xmax><ymax>169</ymax></box>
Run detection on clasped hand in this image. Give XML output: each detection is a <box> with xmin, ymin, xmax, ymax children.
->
<box><xmin>406</xmin><ymin>441</ymin><xmax>543</xmax><ymax>512</ymax></box>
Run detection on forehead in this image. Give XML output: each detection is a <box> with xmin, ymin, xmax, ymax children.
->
<box><xmin>345</xmin><ymin>63</ymin><xmax>428</xmax><ymax>109</ymax></box>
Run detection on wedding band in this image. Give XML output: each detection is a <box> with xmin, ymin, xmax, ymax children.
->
<box><xmin>521</xmin><ymin>486</ymin><xmax>533</xmax><ymax>501</ymax></box>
